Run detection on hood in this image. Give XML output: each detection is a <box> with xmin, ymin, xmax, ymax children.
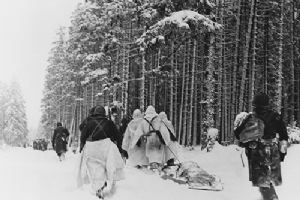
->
<box><xmin>91</xmin><ymin>105</ymin><xmax>106</xmax><ymax>117</ymax></box>
<box><xmin>144</xmin><ymin>105</ymin><xmax>158</xmax><ymax>121</ymax></box>
<box><xmin>158</xmin><ymin>112</ymin><xmax>168</xmax><ymax>120</ymax></box>
<box><xmin>132</xmin><ymin>109</ymin><xmax>143</xmax><ymax>119</ymax></box>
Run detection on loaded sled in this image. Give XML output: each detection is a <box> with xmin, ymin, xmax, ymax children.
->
<box><xmin>137</xmin><ymin>161</ymin><xmax>224</xmax><ymax>191</ymax></box>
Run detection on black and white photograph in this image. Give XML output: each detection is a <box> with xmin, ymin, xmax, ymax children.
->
<box><xmin>0</xmin><ymin>0</ymin><xmax>299</xmax><ymax>200</ymax></box>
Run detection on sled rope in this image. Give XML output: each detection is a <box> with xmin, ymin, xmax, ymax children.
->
<box><xmin>144</xmin><ymin>117</ymin><xmax>182</xmax><ymax>164</ymax></box>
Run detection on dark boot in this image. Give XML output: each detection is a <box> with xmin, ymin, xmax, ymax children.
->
<box><xmin>96</xmin><ymin>182</ymin><xmax>107</xmax><ymax>199</ymax></box>
<box><xmin>259</xmin><ymin>184</ymin><xmax>279</xmax><ymax>200</ymax></box>
<box><xmin>96</xmin><ymin>189</ymin><xmax>104</xmax><ymax>199</ymax></box>
<box><xmin>167</xmin><ymin>159</ymin><xmax>175</xmax><ymax>166</ymax></box>
<box><xmin>57</xmin><ymin>153</ymin><xmax>62</xmax><ymax>161</ymax></box>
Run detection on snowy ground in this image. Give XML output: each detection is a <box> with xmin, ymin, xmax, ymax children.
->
<box><xmin>0</xmin><ymin>144</ymin><xmax>299</xmax><ymax>200</ymax></box>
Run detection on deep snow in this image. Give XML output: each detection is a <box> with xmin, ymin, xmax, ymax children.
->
<box><xmin>0</xmin><ymin>143</ymin><xmax>299</xmax><ymax>200</ymax></box>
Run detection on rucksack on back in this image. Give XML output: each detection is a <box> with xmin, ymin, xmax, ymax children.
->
<box><xmin>239</xmin><ymin>114</ymin><xmax>264</xmax><ymax>143</ymax></box>
<box><xmin>144</xmin><ymin>117</ymin><xmax>166</xmax><ymax>145</ymax></box>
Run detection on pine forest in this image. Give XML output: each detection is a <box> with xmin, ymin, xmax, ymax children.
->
<box><xmin>41</xmin><ymin>0</ymin><xmax>300</xmax><ymax>147</ymax></box>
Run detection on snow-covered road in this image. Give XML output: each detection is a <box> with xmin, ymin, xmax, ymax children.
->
<box><xmin>0</xmin><ymin>144</ymin><xmax>299</xmax><ymax>200</ymax></box>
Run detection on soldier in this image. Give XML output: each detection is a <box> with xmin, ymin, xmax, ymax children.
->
<box><xmin>234</xmin><ymin>93</ymin><xmax>288</xmax><ymax>200</ymax></box>
<box><xmin>77</xmin><ymin>105</ymin><xmax>125</xmax><ymax>199</ymax></box>
<box><xmin>158</xmin><ymin>112</ymin><xmax>179</xmax><ymax>166</ymax></box>
<box><xmin>52</xmin><ymin>122</ymin><xmax>70</xmax><ymax>161</ymax></box>
<box><xmin>122</xmin><ymin>109</ymin><xmax>148</xmax><ymax>167</ymax></box>
<box><xmin>133</xmin><ymin>106</ymin><xmax>173</xmax><ymax>171</ymax></box>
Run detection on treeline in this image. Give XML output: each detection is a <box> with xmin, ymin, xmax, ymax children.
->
<box><xmin>0</xmin><ymin>81</ymin><xmax>28</xmax><ymax>146</ymax></box>
<box><xmin>41</xmin><ymin>0</ymin><xmax>300</xmax><ymax>147</ymax></box>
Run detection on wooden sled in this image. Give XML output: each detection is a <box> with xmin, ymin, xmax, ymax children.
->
<box><xmin>161</xmin><ymin>162</ymin><xmax>224</xmax><ymax>191</ymax></box>
<box><xmin>188</xmin><ymin>182</ymin><xmax>223</xmax><ymax>191</ymax></box>
<box><xmin>160</xmin><ymin>173</ymin><xmax>223</xmax><ymax>191</ymax></box>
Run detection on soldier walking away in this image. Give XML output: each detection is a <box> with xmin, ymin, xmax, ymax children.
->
<box><xmin>158</xmin><ymin>111</ymin><xmax>179</xmax><ymax>166</ymax></box>
<box><xmin>52</xmin><ymin>122</ymin><xmax>70</xmax><ymax>161</ymax></box>
<box><xmin>77</xmin><ymin>105</ymin><xmax>125</xmax><ymax>199</ymax></box>
<box><xmin>122</xmin><ymin>109</ymin><xmax>148</xmax><ymax>167</ymax></box>
<box><xmin>234</xmin><ymin>93</ymin><xmax>288</xmax><ymax>200</ymax></box>
<box><xmin>133</xmin><ymin>106</ymin><xmax>174</xmax><ymax>172</ymax></box>
<box><xmin>110</xmin><ymin>106</ymin><xmax>120</xmax><ymax>130</ymax></box>
<box><xmin>119</xmin><ymin>114</ymin><xmax>132</xmax><ymax>138</ymax></box>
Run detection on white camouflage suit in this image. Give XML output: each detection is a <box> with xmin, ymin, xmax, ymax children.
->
<box><xmin>158</xmin><ymin>112</ymin><xmax>179</xmax><ymax>163</ymax></box>
<box><xmin>132</xmin><ymin>106</ymin><xmax>173</xmax><ymax>165</ymax></box>
<box><xmin>122</xmin><ymin>109</ymin><xmax>149</xmax><ymax>166</ymax></box>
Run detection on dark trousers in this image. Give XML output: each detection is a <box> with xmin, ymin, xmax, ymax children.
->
<box><xmin>259</xmin><ymin>184</ymin><xmax>279</xmax><ymax>200</ymax></box>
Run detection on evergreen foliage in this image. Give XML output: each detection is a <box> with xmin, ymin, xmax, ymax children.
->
<box><xmin>41</xmin><ymin>0</ymin><xmax>300</xmax><ymax>147</ymax></box>
<box><xmin>0</xmin><ymin>81</ymin><xmax>28</xmax><ymax>146</ymax></box>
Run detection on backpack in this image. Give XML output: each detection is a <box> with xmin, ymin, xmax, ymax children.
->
<box><xmin>238</xmin><ymin>113</ymin><xmax>264</xmax><ymax>143</ymax></box>
<box><xmin>55</xmin><ymin>127</ymin><xmax>67</xmax><ymax>141</ymax></box>
<box><xmin>86</xmin><ymin>119</ymin><xmax>107</xmax><ymax>141</ymax></box>
<box><xmin>144</xmin><ymin>116</ymin><xmax>166</xmax><ymax>145</ymax></box>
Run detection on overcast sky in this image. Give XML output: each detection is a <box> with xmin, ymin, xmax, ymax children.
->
<box><xmin>0</xmin><ymin>0</ymin><xmax>82</xmax><ymax>132</ymax></box>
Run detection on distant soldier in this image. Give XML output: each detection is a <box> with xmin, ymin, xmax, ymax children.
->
<box><xmin>110</xmin><ymin>106</ymin><xmax>120</xmax><ymax>130</ymax></box>
<box><xmin>119</xmin><ymin>114</ymin><xmax>132</xmax><ymax>137</ymax></box>
<box><xmin>33</xmin><ymin>140</ymin><xmax>38</xmax><ymax>150</ymax></box>
<box><xmin>52</xmin><ymin>122</ymin><xmax>70</xmax><ymax>161</ymax></box>
<box><xmin>40</xmin><ymin>139</ymin><xmax>48</xmax><ymax>151</ymax></box>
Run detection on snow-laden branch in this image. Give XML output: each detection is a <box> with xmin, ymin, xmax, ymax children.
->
<box><xmin>81</xmin><ymin>68</ymin><xmax>108</xmax><ymax>85</ymax></box>
<box><xmin>84</xmin><ymin>52</ymin><xmax>107</xmax><ymax>67</ymax></box>
<box><xmin>137</xmin><ymin>10</ymin><xmax>222</xmax><ymax>50</ymax></box>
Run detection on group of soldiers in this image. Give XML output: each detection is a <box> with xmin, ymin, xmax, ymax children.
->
<box><xmin>121</xmin><ymin>106</ymin><xmax>179</xmax><ymax>170</ymax></box>
<box><xmin>32</xmin><ymin>138</ymin><xmax>48</xmax><ymax>151</ymax></box>
<box><xmin>51</xmin><ymin>104</ymin><xmax>179</xmax><ymax>168</ymax></box>
<box><xmin>75</xmin><ymin>104</ymin><xmax>179</xmax><ymax>199</ymax></box>
<box><xmin>51</xmin><ymin>93</ymin><xmax>289</xmax><ymax>200</ymax></box>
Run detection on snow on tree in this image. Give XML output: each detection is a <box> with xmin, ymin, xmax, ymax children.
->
<box><xmin>3</xmin><ymin>81</ymin><xmax>28</xmax><ymax>147</ymax></box>
<box><xmin>41</xmin><ymin>26</ymin><xmax>75</xmax><ymax>139</ymax></box>
<box><xmin>40</xmin><ymin>0</ymin><xmax>300</xmax><ymax>148</ymax></box>
<box><xmin>137</xmin><ymin>10</ymin><xmax>221</xmax><ymax>50</ymax></box>
<box><xmin>0</xmin><ymin>82</ymin><xmax>9</xmax><ymax>143</ymax></box>
<box><xmin>287</xmin><ymin>122</ymin><xmax>300</xmax><ymax>144</ymax></box>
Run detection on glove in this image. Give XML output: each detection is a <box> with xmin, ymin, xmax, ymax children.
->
<box><xmin>79</xmin><ymin>144</ymin><xmax>84</xmax><ymax>153</ymax></box>
<box><xmin>279</xmin><ymin>140</ymin><xmax>288</xmax><ymax>153</ymax></box>
<box><xmin>279</xmin><ymin>140</ymin><xmax>288</xmax><ymax>162</ymax></box>
<box><xmin>136</xmin><ymin>138</ymin><xmax>142</xmax><ymax>147</ymax></box>
<box><xmin>280</xmin><ymin>152</ymin><xmax>286</xmax><ymax>162</ymax></box>
<box><xmin>122</xmin><ymin>150</ymin><xmax>128</xmax><ymax>159</ymax></box>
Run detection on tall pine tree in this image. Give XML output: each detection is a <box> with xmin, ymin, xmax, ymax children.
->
<box><xmin>3</xmin><ymin>81</ymin><xmax>28</xmax><ymax>146</ymax></box>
